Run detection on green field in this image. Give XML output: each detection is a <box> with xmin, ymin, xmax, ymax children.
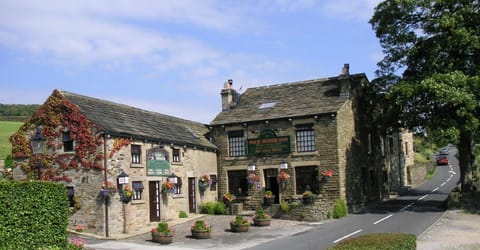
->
<box><xmin>0</xmin><ymin>121</ymin><xmax>23</xmax><ymax>160</ymax></box>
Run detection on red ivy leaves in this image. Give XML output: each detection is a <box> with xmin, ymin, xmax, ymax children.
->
<box><xmin>109</xmin><ymin>138</ymin><xmax>131</xmax><ymax>158</ymax></box>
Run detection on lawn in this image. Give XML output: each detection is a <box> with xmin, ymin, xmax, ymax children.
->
<box><xmin>0</xmin><ymin>121</ymin><xmax>23</xmax><ymax>160</ymax></box>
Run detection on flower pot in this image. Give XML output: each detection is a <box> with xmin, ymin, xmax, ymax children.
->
<box><xmin>263</xmin><ymin>196</ymin><xmax>275</xmax><ymax>206</ymax></box>
<box><xmin>152</xmin><ymin>232</ymin><xmax>173</xmax><ymax>244</ymax></box>
<box><xmin>253</xmin><ymin>218</ymin><xmax>271</xmax><ymax>227</ymax></box>
<box><xmin>101</xmin><ymin>189</ymin><xmax>110</xmax><ymax>198</ymax></box>
<box><xmin>230</xmin><ymin>223</ymin><xmax>250</xmax><ymax>233</ymax></box>
<box><xmin>191</xmin><ymin>230</ymin><xmax>211</xmax><ymax>239</ymax></box>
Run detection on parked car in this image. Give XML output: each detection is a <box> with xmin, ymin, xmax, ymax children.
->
<box><xmin>439</xmin><ymin>148</ymin><xmax>449</xmax><ymax>155</ymax></box>
<box><xmin>437</xmin><ymin>155</ymin><xmax>449</xmax><ymax>165</ymax></box>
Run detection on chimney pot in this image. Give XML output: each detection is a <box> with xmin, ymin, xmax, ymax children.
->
<box><xmin>341</xmin><ymin>64</ymin><xmax>350</xmax><ymax>76</ymax></box>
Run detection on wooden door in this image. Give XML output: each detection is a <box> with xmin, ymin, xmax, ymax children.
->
<box><xmin>149</xmin><ymin>181</ymin><xmax>161</xmax><ymax>222</ymax></box>
<box><xmin>188</xmin><ymin>177</ymin><xmax>196</xmax><ymax>213</ymax></box>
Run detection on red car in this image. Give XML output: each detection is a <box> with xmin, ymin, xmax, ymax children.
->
<box><xmin>437</xmin><ymin>155</ymin><xmax>449</xmax><ymax>165</ymax></box>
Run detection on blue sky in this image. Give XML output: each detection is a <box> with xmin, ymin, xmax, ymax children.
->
<box><xmin>0</xmin><ymin>0</ymin><xmax>382</xmax><ymax>124</ymax></box>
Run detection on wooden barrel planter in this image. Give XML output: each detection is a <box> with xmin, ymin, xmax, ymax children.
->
<box><xmin>151</xmin><ymin>232</ymin><xmax>173</xmax><ymax>244</ymax></box>
<box><xmin>191</xmin><ymin>230</ymin><xmax>211</xmax><ymax>239</ymax></box>
<box><xmin>230</xmin><ymin>223</ymin><xmax>250</xmax><ymax>233</ymax></box>
<box><xmin>253</xmin><ymin>218</ymin><xmax>271</xmax><ymax>227</ymax></box>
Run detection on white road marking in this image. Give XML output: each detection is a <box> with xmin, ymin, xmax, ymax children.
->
<box><xmin>373</xmin><ymin>214</ymin><xmax>393</xmax><ymax>225</ymax></box>
<box><xmin>440</xmin><ymin>182</ymin><xmax>446</xmax><ymax>187</ymax></box>
<box><xmin>418</xmin><ymin>194</ymin><xmax>429</xmax><ymax>201</ymax></box>
<box><xmin>401</xmin><ymin>202</ymin><xmax>414</xmax><ymax>211</ymax></box>
<box><xmin>333</xmin><ymin>229</ymin><xmax>363</xmax><ymax>243</ymax></box>
<box><xmin>432</xmin><ymin>187</ymin><xmax>439</xmax><ymax>192</ymax></box>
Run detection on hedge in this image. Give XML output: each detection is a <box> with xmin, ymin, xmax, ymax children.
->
<box><xmin>329</xmin><ymin>233</ymin><xmax>416</xmax><ymax>250</ymax></box>
<box><xmin>0</xmin><ymin>181</ymin><xmax>70</xmax><ymax>249</ymax></box>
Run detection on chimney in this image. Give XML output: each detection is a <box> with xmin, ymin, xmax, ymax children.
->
<box><xmin>339</xmin><ymin>63</ymin><xmax>350</xmax><ymax>98</ymax></box>
<box><xmin>221</xmin><ymin>79</ymin><xmax>237</xmax><ymax>111</ymax></box>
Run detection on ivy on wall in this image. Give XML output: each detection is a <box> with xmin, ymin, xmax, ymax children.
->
<box><xmin>9</xmin><ymin>90</ymin><xmax>105</xmax><ymax>180</ymax></box>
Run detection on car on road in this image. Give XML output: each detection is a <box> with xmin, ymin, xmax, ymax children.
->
<box><xmin>437</xmin><ymin>155</ymin><xmax>449</xmax><ymax>165</ymax></box>
<box><xmin>439</xmin><ymin>148</ymin><xmax>449</xmax><ymax>155</ymax></box>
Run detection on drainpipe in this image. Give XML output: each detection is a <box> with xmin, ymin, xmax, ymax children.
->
<box><xmin>103</xmin><ymin>132</ymin><xmax>109</xmax><ymax>238</ymax></box>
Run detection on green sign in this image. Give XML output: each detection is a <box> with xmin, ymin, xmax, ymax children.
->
<box><xmin>248</xmin><ymin>136</ymin><xmax>291</xmax><ymax>155</ymax></box>
<box><xmin>146</xmin><ymin>147</ymin><xmax>170</xmax><ymax>176</ymax></box>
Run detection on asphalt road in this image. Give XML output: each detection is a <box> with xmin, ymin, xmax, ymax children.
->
<box><xmin>249</xmin><ymin>147</ymin><xmax>460</xmax><ymax>250</ymax></box>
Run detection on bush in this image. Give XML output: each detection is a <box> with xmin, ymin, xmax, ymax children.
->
<box><xmin>0</xmin><ymin>181</ymin><xmax>69</xmax><ymax>249</ymax></box>
<box><xmin>179</xmin><ymin>210</ymin><xmax>188</xmax><ymax>218</ymax></box>
<box><xmin>332</xmin><ymin>199</ymin><xmax>347</xmax><ymax>219</ymax></box>
<box><xmin>200</xmin><ymin>201</ymin><xmax>226</xmax><ymax>215</ymax></box>
<box><xmin>280</xmin><ymin>202</ymin><xmax>290</xmax><ymax>213</ymax></box>
<box><xmin>328</xmin><ymin>233</ymin><xmax>416</xmax><ymax>250</ymax></box>
<box><xmin>214</xmin><ymin>201</ymin><xmax>227</xmax><ymax>215</ymax></box>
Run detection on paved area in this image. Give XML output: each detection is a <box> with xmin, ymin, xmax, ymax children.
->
<box><xmin>74</xmin><ymin>214</ymin><xmax>314</xmax><ymax>250</ymax></box>
<box><xmin>417</xmin><ymin>210</ymin><xmax>480</xmax><ymax>250</ymax></box>
<box><xmin>73</xmin><ymin>210</ymin><xmax>480</xmax><ymax>250</ymax></box>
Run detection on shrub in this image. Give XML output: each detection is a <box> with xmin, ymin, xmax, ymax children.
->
<box><xmin>214</xmin><ymin>201</ymin><xmax>227</xmax><ymax>215</ymax></box>
<box><xmin>200</xmin><ymin>202</ymin><xmax>216</xmax><ymax>215</ymax></box>
<box><xmin>328</xmin><ymin>233</ymin><xmax>416</xmax><ymax>250</ymax></box>
<box><xmin>332</xmin><ymin>199</ymin><xmax>347</xmax><ymax>219</ymax></box>
<box><xmin>0</xmin><ymin>181</ymin><xmax>69</xmax><ymax>249</ymax></box>
<box><xmin>280</xmin><ymin>202</ymin><xmax>290</xmax><ymax>213</ymax></box>
<box><xmin>179</xmin><ymin>210</ymin><xmax>188</xmax><ymax>218</ymax></box>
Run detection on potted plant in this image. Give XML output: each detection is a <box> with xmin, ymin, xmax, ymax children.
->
<box><xmin>263</xmin><ymin>190</ymin><xmax>275</xmax><ymax>205</ymax></box>
<box><xmin>322</xmin><ymin>170</ymin><xmax>333</xmax><ymax>182</ymax></box>
<box><xmin>253</xmin><ymin>209</ymin><xmax>271</xmax><ymax>227</ymax></box>
<box><xmin>100</xmin><ymin>181</ymin><xmax>117</xmax><ymax>198</ymax></box>
<box><xmin>191</xmin><ymin>220</ymin><xmax>212</xmax><ymax>239</ymax></box>
<box><xmin>230</xmin><ymin>215</ymin><xmax>250</xmax><ymax>233</ymax></box>
<box><xmin>277</xmin><ymin>170</ymin><xmax>290</xmax><ymax>189</ymax></box>
<box><xmin>161</xmin><ymin>181</ymin><xmax>173</xmax><ymax>194</ymax></box>
<box><xmin>246</xmin><ymin>172</ymin><xmax>258</xmax><ymax>186</ymax></box>
<box><xmin>302</xmin><ymin>191</ymin><xmax>315</xmax><ymax>205</ymax></box>
<box><xmin>151</xmin><ymin>222</ymin><xmax>175</xmax><ymax>244</ymax></box>
<box><xmin>198</xmin><ymin>175</ymin><xmax>210</xmax><ymax>192</ymax></box>
<box><xmin>120</xmin><ymin>186</ymin><xmax>132</xmax><ymax>203</ymax></box>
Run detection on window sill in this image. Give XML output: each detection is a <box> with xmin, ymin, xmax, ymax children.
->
<box><xmin>292</xmin><ymin>151</ymin><xmax>318</xmax><ymax>157</ymax></box>
<box><xmin>225</xmin><ymin>156</ymin><xmax>247</xmax><ymax>161</ymax></box>
<box><xmin>131</xmin><ymin>163</ymin><xmax>143</xmax><ymax>168</ymax></box>
<box><xmin>172</xmin><ymin>194</ymin><xmax>184</xmax><ymax>199</ymax></box>
<box><xmin>131</xmin><ymin>200</ymin><xmax>145</xmax><ymax>205</ymax></box>
<box><xmin>171</xmin><ymin>162</ymin><xmax>183</xmax><ymax>166</ymax></box>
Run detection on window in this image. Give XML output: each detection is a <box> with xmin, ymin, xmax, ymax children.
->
<box><xmin>209</xmin><ymin>175</ymin><xmax>217</xmax><ymax>191</ymax></box>
<box><xmin>63</xmin><ymin>132</ymin><xmax>74</xmax><ymax>152</ymax></box>
<box><xmin>258</xmin><ymin>101</ymin><xmax>277</xmax><ymax>109</ymax></box>
<box><xmin>131</xmin><ymin>145</ymin><xmax>141</xmax><ymax>164</ymax></box>
<box><xmin>228</xmin><ymin>170</ymin><xmax>248</xmax><ymax>197</ymax></box>
<box><xmin>132</xmin><ymin>181</ymin><xmax>144</xmax><ymax>200</ymax></box>
<box><xmin>172</xmin><ymin>148</ymin><xmax>180</xmax><ymax>162</ymax></box>
<box><xmin>170</xmin><ymin>176</ymin><xmax>182</xmax><ymax>194</ymax></box>
<box><xmin>404</xmin><ymin>141</ymin><xmax>409</xmax><ymax>156</ymax></box>
<box><xmin>295</xmin><ymin>166</ymin><xmax>319</xmax><ymax>194</ymax></box>
<box><xmin>295</xmin><ymin>124</ymin><xmax>315</xmax><ymax>152</ymax></box>
<box><xmin>228</xmin><ymin>130</ymin><xmax>245</xmax><ymax>157</ymax></box>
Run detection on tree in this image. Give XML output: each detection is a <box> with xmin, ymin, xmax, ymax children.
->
<box><xmin>370</xmin><ymin>0</ymin><xmax>480</xmax><ymax>189</ymax></box>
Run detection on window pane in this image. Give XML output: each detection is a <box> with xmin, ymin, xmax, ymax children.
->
<box><xmin>228</xmin><ymin>170</ymin><xmax>248</xmax><ymax>197</ymax></box>
<box><xmin>296</xmin><ymin>125</ymin><xmax>315</xmax><ymax>152</ymax></box>
<box><xmin>131</xmin><ymin>145</ymin><xmax>141</xmax><ymax>164</ymax></box>
<box><xmin>63</xmin><ymin>132</ymin><xmax>74</xmax><ymax>152</ymax></box>
<box><xmin>132</xmin><ymin>181</ymin><xmax>144</xmax><ymax>200</ymax></box>
<box><xmin>173</xmin><ymin>148</ymin><xmax>180</xmax><ymax>162</ymax></box>
<box><xmin>295</xmin><ymin>166</ymin><xmax>319</xmax><ymax>194</ymax></box>
<box><xmin>228</xmin><ymin>130</ymin><xmax>245</xmax><ymax>157</ymax></box>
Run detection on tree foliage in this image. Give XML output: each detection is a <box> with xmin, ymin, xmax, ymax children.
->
<box><xmin>370</xmin><ymin>0</ymin><xmax>480</xmax><ymax>187</ymax></box>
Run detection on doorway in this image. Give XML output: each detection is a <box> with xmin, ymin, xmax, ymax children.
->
<box><xmin>188</xmin><ymin>177</ymin><xmax>196</xmax><ymax>213</ymax></box>
<box><xmin>149</xmin><ymin>181</ymin><xmax>161</xmax><ymax>222</ymax></box>
<box><xmin>264</xmin><ymin>169</ymin><xmax>279</xmax><ymax>203</ymax></box>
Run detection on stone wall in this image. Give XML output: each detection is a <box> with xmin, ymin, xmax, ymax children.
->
<box><xmin>407</xmin><ymin>162</ymin><xmax>434</xmax><ymax>186</ymax></box>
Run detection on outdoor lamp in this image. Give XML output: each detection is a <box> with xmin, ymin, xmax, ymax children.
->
<box><xmin>117</xmin><ymin>171</ymin><xmax>130</xmax><ymax>185</ymax></box>
<box><xmin>280</xmin><ymin>160</ymin><xmax>288</xmax><ymax>170</ymax></box>
<box><xmin>248</xmin><ymin>162</ymin><xmax>256</xmax><ymax>171</ymax></box>
<box><xmin>30</xmin><ymin>127</ymin><xmax>46</xmax><ymax>180</ymax></box>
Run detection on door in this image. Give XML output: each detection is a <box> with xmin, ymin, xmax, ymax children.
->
<box><xmin>264</xmin><ymin>169</ymin><xmax>279</xmax><ymax>203</ymax></box>
<box><xmin>188</xmin><ymin>177</ymin><xmax>196</xmax><ymax>213</ymax></box>
<box><xmin>149</xmin><ymin>181</ymin><xmax>161</xmax><ymax>222</ymax></box>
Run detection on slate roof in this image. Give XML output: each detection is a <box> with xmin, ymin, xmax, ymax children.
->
<box><xmin>210</xmin><ymin>74</ymin><xmax>367</xmax><ymax>125</ymax></box>
<box><xmin>59</xmin><ymin>90</ymin><xmax>216</xmax><ymax>150</ymax></box>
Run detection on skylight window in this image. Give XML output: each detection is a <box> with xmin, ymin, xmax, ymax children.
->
<box><xmin>258</xmin><ymin>102</ymin><xmax>277</xmax><ymax>109</ymax></box>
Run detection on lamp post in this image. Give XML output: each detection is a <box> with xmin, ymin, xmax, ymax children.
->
<box><xmin>30</xmin><ymin>127</ymin><xmax>46</xmax><ymax>180</ymax></box>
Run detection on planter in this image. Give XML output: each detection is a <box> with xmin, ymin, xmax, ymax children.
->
<box><xmin>101</xmin><ymin>189</ymin><xmax>110</xmax><ymax>198</ymax></box>
<box><xmin>253</xmin><ymin>218</ymin><xmax>271</xmax><ymax>227</ymax></box>
<box><xmin>191</xmin><ymin>230</ymin><xmax>211</xmax><ymax>239</ymax></box>
<box><xmin>13</xmin><ymin>152</ymin><xmax>26</xmax><ymax>158</ymax></box>
<box><xmin>120</xmin><ymin>193</ymin><xmax>131</xmax><ymax>204</ymax></box>
<box><xmin>263</xmin><ymin>196</ymin><xmax>275</xmax><ymax>206</ymax></box>
<box><xmin>151</xmin><ymin>232</ymin><xmax>173</xmax><ymax>244</ymax></box>
<box><xmin>303</xmin><ymin>196</ymin><xmax>314</xmax><ymax>205</ymax></box>
<box><xmin>230</xmin><ymin>223</ymin><xmax>250</xmax><ymax>233</ymax></box>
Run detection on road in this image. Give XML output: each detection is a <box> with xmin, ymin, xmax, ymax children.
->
<box><xmin>249</xmin><ymin>148</ymin><xmax>459</xmax><ymax>250</ymax></box>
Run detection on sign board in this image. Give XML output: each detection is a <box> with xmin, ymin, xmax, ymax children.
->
<box><xmin>247</xmin><ymin>129</ymin><xmax>291</xmax><ymax>155</ymax></box>
<box><xmin>146</xmin><ymin>147</ymin><xmax>170</xmax><ymax>176</ymax></box>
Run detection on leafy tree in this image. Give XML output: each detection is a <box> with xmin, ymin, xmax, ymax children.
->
<box><xmin>370</xmin><ymin>0</ymin><xmax>480</xmax><ymax>189</ymax></box>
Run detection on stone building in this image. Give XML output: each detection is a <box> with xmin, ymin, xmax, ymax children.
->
<box><xmin>10</xmin><ymin>90</ymin><xmax>217</xmax><ymax>237</ymax></box>
<box><xmin>210</xmin><ymin>65</ymin><xmax>398</xmax><ymax>219</ymax></box>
